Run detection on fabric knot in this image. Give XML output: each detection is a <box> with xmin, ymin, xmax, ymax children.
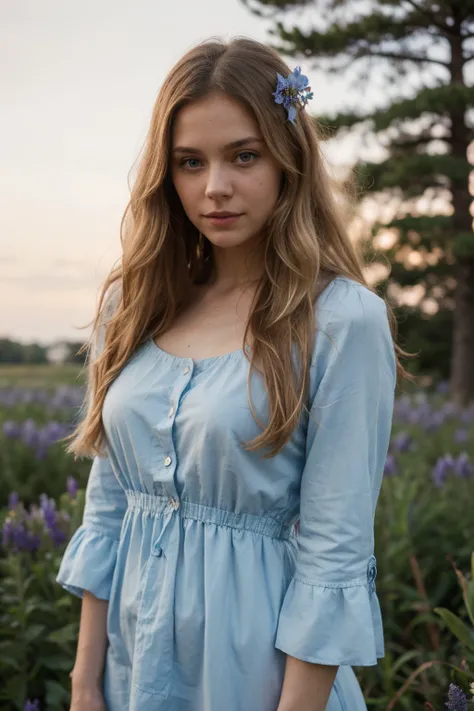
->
<box><xmin>367</xmin><ymin>555</ymin><xmax>377</xmax><ymax>593</ymax></box>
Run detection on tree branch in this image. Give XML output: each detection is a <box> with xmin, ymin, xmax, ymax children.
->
<box><xmin>402</xmin><ymin>0</ymin><xmax>454</xmax><ymax>35</ymax></box>
<box><xmin>356</xmin><ymin>49</ymin><xmax>449</xmax><ymax>67</ymax></box>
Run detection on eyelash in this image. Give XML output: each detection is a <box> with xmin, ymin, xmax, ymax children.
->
<box><xmin>179</xmin><ymin>151</ymin><xmax>259</xmax><ymax>170</ymax></box>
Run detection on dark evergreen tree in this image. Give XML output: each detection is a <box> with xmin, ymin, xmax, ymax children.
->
<box><xmin>242</xmin><ymin>0</ymin><xmax>474</xmax><ymax>401</ymax></box>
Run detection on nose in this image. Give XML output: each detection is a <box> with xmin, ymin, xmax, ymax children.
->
<box><xmin>205</xmin><ymin>164</ymin><xmax>233</xmax><ymax>200</ymax></box>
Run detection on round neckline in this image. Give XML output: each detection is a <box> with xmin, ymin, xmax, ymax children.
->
<box><xmin>146</xmin><ymin>337</ymin><xmax>249</xmax><ymax>367</ymax></box>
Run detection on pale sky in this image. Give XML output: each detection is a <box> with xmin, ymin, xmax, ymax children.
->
<box><xmin>0</xmin><ymin>0</ymin><xmax>456</xmax><ymax>344</ymax></box>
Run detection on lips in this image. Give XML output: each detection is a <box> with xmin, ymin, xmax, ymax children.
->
<box><xmin>205</xmin><ymin>213</ymin><xmax>241</xmax><ymax>218</ymax></box>
<box><xmin>204</xmin><ymin>213</ymin><xmax>242</xmax><ymax>226</ymax></box>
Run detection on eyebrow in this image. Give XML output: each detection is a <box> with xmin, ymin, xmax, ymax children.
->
<box><xmin>172</xmin><ymin>136</ymin><xmax>264</xmax><ymax>154</ymax></box>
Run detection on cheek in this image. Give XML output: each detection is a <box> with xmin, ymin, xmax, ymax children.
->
<box><xmin>245</xmin><ymin>167</ymin><xmax>280</xmax><ymax>209</ymax></box>
<box><xmin>173</xmin><ymin>175</ymin><xmax>199</xmax><ymax>213</ymax></box>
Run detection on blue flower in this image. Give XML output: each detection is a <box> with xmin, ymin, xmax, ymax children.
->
<box><xmin>67</xmin><ymin>476</ymin><xmax>79</xmax><ymax>499</ymax></box>
<box><xmin>24</xmin><ymin>701</ymin><xmax>40</xmax><ymax>711</ymax></box>
<box><xmin>432</xmin><ymin>454</ymin><xmax>455</xmax><ymax>488</ymax></box>
<box><xmin>8</xmin><ymin>491</ymin><xmax>20</xmax><ymax>509</ymax></box>
<box><xmin>445</xmin><ymin>682</ymin><xmax>467</xmax><ymax>711</ymax></box>
<box><xmin>392</xmin><ymin>431</ymin><xmax>412</xmax><ymax>452</ymax></box>
<box><xmin>454</xmin><ymin>452</ymin><xmax>473</xmax><ymax>478</ymax></box>
<box><xmin>454</xmin><ymin>428</ymin><xmax>469</xmax><ymax>443</ymax></box>
<box><xmin>272</xmin><ymin>66</ymin><xmax>313</xmax><ymax>124</ymax></box>
<box><xmin>383</xmin><ymin>453</ymin><xmax>398</xmax><ymax>476</ymax></box>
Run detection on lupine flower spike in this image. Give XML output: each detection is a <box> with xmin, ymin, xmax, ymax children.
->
<box><xmin>272</xmin><ymin>66</ymin><xmax>314</xmax><ymax>124</ymax></box>
<box><xmin>445</xmin><ymin>682</ymin><xmax>467</xmax><ymax>711</ymax></box>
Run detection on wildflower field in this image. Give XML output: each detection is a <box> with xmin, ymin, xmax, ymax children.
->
<box><xmin>1</xmin><ymin>366</ymin><xmax>474</xmax><ymax>710</ymax></box>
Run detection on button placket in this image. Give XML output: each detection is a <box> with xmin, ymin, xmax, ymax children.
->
<box><xmin>159</xmin><ymin>359</ymin><xmax>193</xmax><ymax>507</ymax></box>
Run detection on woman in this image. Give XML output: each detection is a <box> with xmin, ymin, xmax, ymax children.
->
<box><xmin>58</xmin><ymin>36</ymin><xmax>410</xmax><ymax>711</ymax></box>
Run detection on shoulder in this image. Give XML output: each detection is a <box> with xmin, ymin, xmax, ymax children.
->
<box><xmin>312</xmin><ymin>276</ymin><xmax>396</xmax><ymax>384</ymax></box>
<box><xmin>316</xmin><ymin>276</ymin><xmax>388</xmax><ymax>331</ymax></box>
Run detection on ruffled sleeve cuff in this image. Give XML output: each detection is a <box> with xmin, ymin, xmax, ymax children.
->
<box><xmin>275</xmin><ymin>557</ymin><xmax>384</xmax><ymax>667</ymax></box>
<box><xmin>56</xmin><ymin>525</ymin><xmax>119</xmax><ymax>601</ymax></box>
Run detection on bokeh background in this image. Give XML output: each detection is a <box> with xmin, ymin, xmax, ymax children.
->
<box><xmin>2</xmin><ymin>1</ymin><xmax>474</xmax><ymax>710</ymax></box>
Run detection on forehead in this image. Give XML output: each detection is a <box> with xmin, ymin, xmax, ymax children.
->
<box><xmin>172</xmin><ymin>92</ymin><xmax>260</xmax><ymax>147</ymax></box>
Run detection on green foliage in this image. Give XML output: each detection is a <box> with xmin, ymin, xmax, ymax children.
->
<box><xmin>357</xmin><ymin>155</ymin><xmax>472</xmax><ymax>195</ymax></box>
<box><xmin>0</xmin><ymin>493</ymin><xmax>84</xmax><ymax>710</ymax></box>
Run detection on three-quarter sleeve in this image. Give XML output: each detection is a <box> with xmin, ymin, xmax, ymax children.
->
<box><xmin>275</xmin><ymin>285</ymin><xmax>396</xmax><ymax>667</ymax></box>
<box><xmin>56</xmin><ymin>282</ymin><xmax>127</xmax><ymax>601</ymax></box>
<box><xmin>56</xmin><ymin>453</ymin><xmax>127</xmax><ymax>600</ymax></box>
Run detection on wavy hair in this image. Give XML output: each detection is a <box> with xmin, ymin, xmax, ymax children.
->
<box><xmin>63</xmin><ymin>36</ymin><xmax>414</xmax><ymax>461</ymax></box>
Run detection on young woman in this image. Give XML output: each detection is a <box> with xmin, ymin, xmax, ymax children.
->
<box><xmin>57</xmin><ymin>36</ymin><xmax>410</xmax><ymax>711</ymax></box>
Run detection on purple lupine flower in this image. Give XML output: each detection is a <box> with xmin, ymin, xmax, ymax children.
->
<box><xmin>384</xmin><ymin>453</ymin><xmax>397</xmax><ymax>476</ymax></box>
<box><xmin>441</xmin><ymin>401</ymin><xmax>459</xmax><ymax>418</ymax></box>
<box><xmin>2</xmin><ymin>420</ymin><xmax>21</xmax><ymax>439</ymax></box>
<box><xmin>424</xmin><ymin>410</ymin><xmax>448</xmax><ymax>432</ymax></box>
<box><xmin>43</xmin><ymin>421</ymin><xmax>67</xmax><ymax>443</ymax></box>
<box><xmin>432</xmin><ymin>454</ymin><xmax>455</xmax><ymax>488</ymax></box>
<box><xmin>392</xmin><ymin>431</ymin><xmax>412</xmax><ymax>452</ymax></box>
<box><xmin>38</xmin><ymin>494</ymin><xmax>68</xmax><ymax>547</ymax></box>
<box><xmin>460</xmin><ymin>406</ymin><xmax>474</xmax><ymax>425</ymax></box>
<box><xmin>24</xmin><ymin>700</ymin><xmax>40</xmax><ymax>711</ymax></box>
<box><xmin>8</xmin><ymin>491</ymin><xmax>20</xmax><ymax>509</ymax></box>
<box><xmin>39</xmin><ymin>494</ymin><xmax>57</xmax><ymax>529</ymax></box>
<box><xmin>454</xmin><ymin>428</ymin><xmax>469</xmax><ymax>444</ymax></box>
<box><xmin>454</xmin><ymin>452</ymin><xmax>474</xmax><ymax>479</ymax></box>
<box><xmin>2</xmin><ymin>518</ymin><xmax>41</xmax><ymax>553</ymax></box>
<box><xmin>67</xmin><ymin>476</ymin><xmax>79</xmax><ymax>499</ymax></box>
<box><xmin>21</xmin><ymin>419</ymin><xmax>39</xmax><ymax>448</ymax></box>
<box><xmin>436</xmin><ymin>380</ymin><xmax>450</xmax><ymax>395</ymax></box>
<box><xmin>49</xmin><ymin>526</ymin><xmax>67</xmax><ymax>547</ymax></box>
<box><xmin>445</xmin><ymin>682</ymin><xmax>467</xmax><ymax>711</ymax></box>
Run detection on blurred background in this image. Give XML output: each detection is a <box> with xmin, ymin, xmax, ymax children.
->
<box><xmin>2</xmin><ymin>1</ymin><xmax>474</xmax><ymax>710</ymax></box>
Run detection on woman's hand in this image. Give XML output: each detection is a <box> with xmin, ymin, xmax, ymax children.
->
<box><xmin>70</xmin><ymin>682</ymin><xmax>106</xmax><ymax>711</ymax></box>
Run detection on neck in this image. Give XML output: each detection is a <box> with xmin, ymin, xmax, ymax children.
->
<box><xmin>209</xmin><ymin>242</ymin><xmax>264</xmax><ymax>292</ymax></box>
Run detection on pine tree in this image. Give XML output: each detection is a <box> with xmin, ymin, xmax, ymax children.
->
<box><xmin>242</xmin><ymin>0</ymin><xmax>474</xmax><ymax>402</ymax></box>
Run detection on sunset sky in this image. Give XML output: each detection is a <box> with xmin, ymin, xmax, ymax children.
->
<box><xmin>1</xmin><ymin>0</ymin><xmax>458</xmax><ymax>344</ymax></box>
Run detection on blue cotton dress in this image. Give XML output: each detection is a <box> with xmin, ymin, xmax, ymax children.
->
<box><xmin>57</xmin><ymin>276</ymin><xmax>396</xmax><ymax>711</ymax></box>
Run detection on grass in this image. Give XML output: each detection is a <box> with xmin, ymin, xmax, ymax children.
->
<box><xmin>0</xmin><ymin>364</ymin><xmax>85</xmax><ymax>389</ymax></box>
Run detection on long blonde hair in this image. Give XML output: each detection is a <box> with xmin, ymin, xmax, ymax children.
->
<box><xmin>64</xmin><ymin>36</ymin><xmax>413</xmax><ymax>461</ymax></box>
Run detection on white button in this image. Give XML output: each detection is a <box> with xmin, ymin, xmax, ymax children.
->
<box><xmin>170</xmin><ymin>497</ymin><xmax>180</xmax><ymax>509</ymax></box>
<box><xmin>164</xmin><ymin>456</ymin><xmax>172</xmax><ymax>467</ymax></box>
<box><xmin>183</xmin><ymin>366</ymin><xmax>190</xmax><ymax>375</ymax></box>
<box><xmin>168</xmin><ymin>406</ymin><xmax>174</xmax><ymax>418</ymax></box>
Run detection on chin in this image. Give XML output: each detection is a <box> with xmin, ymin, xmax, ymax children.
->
<box><xmin>204</xmin><ymin>231</ymin><xmax>253</xmax><ymax>249</ymax></box>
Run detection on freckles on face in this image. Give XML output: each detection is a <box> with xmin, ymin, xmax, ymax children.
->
<box><xmin>170</xmin><ymin>92</ymin><xmax>282</xmax><ymax>247</ymax></box>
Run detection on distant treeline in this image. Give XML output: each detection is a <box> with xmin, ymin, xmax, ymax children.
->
<box><xmin>0</xmin><ymin>338</ymin><xmax>87</xmax><ymax>365</ymax></box>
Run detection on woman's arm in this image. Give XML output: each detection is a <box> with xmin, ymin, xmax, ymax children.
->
<box><xmin>70</xmin><ymin>592</ymin><xmax>109</xmax><ymax>688</ymax></box>
<box><xmin>277</xmin><ymin>656</ymin><xmax>338</xmax><ymax>711</ymax></box>
<box><xmin>274</xmin><ymin>286</ymin><xmax>397</xmax><ymax>706</ymax></box>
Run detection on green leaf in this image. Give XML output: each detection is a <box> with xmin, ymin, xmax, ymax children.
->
<box><xmin>465</xmin><ymin>579</ymin><xmax>474</xmax><ymax>628</ymax></box>
<box><xmin>46</xmin><ymin>621</ymin><xmax>78</xmax><ymax>646</ymax></box>
<box><xmin>434</xmin><ymin>607</ymin><xmax>474</xmax><ymax>650</ymax></box>
<box><xmin>41</xmin><ymin>654</ymin><xmax>74</xmax><ymax>672</ymax></box>
<box><xmin>45</xmin><ymin>679</ymin><xmax>71</xmax><ymax>709</ymax></box>
<box><xmin>25</xmin><ymin>624</ymin><xmax>46</xmax><ymax>643</ymax></box>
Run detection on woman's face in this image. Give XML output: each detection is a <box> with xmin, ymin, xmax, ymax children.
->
<box><xmin>170</xmin><ymin>91</ymin><xmax>282</xmax><ymax>251</ymax></box>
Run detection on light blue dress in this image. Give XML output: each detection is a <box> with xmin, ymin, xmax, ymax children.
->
<box><xmin>57</xmin><ymin>276</ymin><xmax>396</xmax><ymax>711</ymax></box>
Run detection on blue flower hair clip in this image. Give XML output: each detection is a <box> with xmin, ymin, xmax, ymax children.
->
<box><xmin>272</xmin><ymin>66</ymin><xmax>314</xmax><ymax>125</ymax></box>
